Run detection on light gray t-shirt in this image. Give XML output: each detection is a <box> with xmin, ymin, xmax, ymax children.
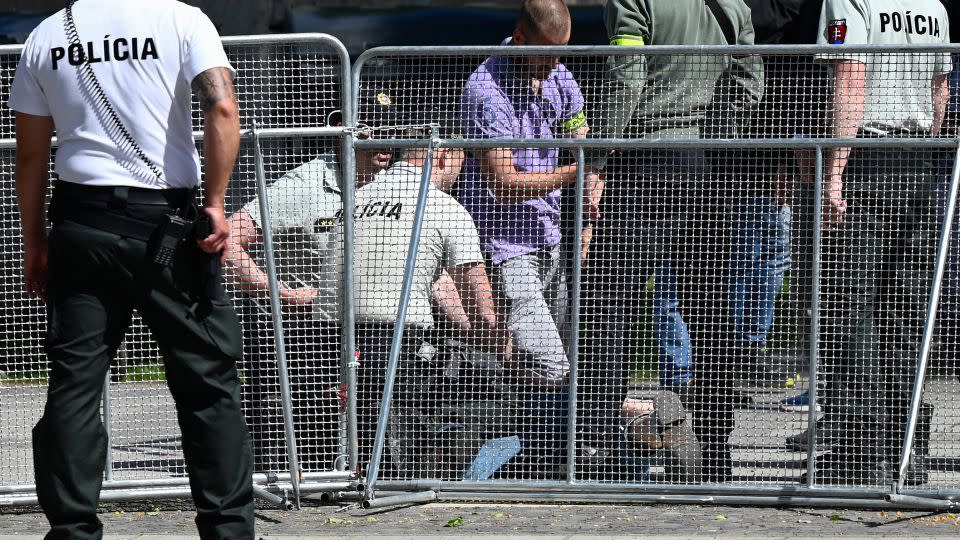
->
<box><xmin>318</xmin><ymin>161</ymin><xmax>484</xmax><ymax>328</ymax></box>
<box><xmin>243</xmin><ymin>155</ymin><xmax>342</xmax><ymax>307</ymax></box>
<box><xmin>816</xmin><ymin>0</ymin><xmax>951</xmax><ymax>135</ymax></box>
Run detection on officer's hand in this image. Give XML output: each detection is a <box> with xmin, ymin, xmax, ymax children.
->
<box><xmin>584</xmin><ymin>172</ymin><xmax>603</xmax><ymax>223</ymax></box>
<box><xmin>23</xmin><ymin>240</ymin><xmax>48</xmax><ymax>302</ymax></box>
<box><xmin>280</xmin><ymin>286</ymin><xmax>318</xmax><ymax>308</ymax></box>
<box><xmin>197</xmin><ymin>206</ymin><xmax>230</xmax><ymax>257</ymax></box>
<box><xmin>823</xmin><ymin>176</ymin><xmax>847</xmax><ymax>229</ymax></box>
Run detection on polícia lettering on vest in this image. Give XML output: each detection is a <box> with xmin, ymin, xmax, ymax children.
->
<box><xmin>51</xmin><ymin>36</ymin><xmax>159</xmax><ymax>70</ymax></box>
<box><xmin>880</xmin><ymin>11</ymin><xmax>941</xmax><ymax>36</ymax></box>
<box><xmin>334</xmin><ymin>200</ymin><xmax>404</xmax><ymax>222</ymax></box>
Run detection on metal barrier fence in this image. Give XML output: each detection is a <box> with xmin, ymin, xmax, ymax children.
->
<box><xmin>351</xmin><ymin>44</ymin><xmax>960</xmax><ymax>510</ymax></box>
<box><xmin>0</xmin><ymin>34</ymin><xmax>356</xmax><ymax>508</ymax></box>
<box><xmin>2</xmin><ymin>37</ymin><xmax>960</xmax><ymax>512</ymax></box>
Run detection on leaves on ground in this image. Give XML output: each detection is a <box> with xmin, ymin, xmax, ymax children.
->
<box><xmin>445</xmin><ymin>516</ymin><xmax>465</xmax><ymax>528</ymax></box>
<box><xmin>714</xmin><ymin>514</ymin><xmax>727</xmax><ymax>521</ymax></box>
<box><xmin>326</xmin><ymin>517</ymin><xmax>353</xmax><ymax>525</ymax></box>
<box><xmin>829</xmin><ymin>514</ymin><xmax>842</xmax><ymax>522</ymax></box>
<box><xmin>145</xmin><ymin>508</ymin><xmax>161</xmax><ymax>517</ymax></box>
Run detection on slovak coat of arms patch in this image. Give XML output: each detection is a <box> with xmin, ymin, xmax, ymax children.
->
<box><xmin>828</xmin><ymin>18</ymin><xmax>848</xmax><ymax>44</ymax></box>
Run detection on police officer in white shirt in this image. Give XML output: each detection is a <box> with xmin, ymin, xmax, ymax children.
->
<box><xmin>8</xmin><ymin>0</ymin><xmax>253</xmax><ymax>537</ymax></box>
<box><xmin>810</xmin><ymin>0</ymin><xmax>950</xmax><ymax>486</ymax></box>
<box><xmin>317</xmin><ymin>117</ymin><xmax>509</xmax><ymax>473</ymax></box>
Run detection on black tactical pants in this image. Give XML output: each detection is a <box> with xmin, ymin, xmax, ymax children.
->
<box><xmin>35</xmin><ymin>185</ymin><xmax>253</xmax><ymax>540</ymax></box>
<box><xmin>578</xmin><ymin>149</ymin><xmax>738</xmax><ymax>482</ymax></box>
<box><xmin>819</xmin><ymin>148</ymin><xmax>936</xmax><ymax>474</ymax></box>
<box><xmin>239</xmin><ymin>304</ymin><xmax>341</xmax><ymax>473</ymax></box>
<box><xmin>355</xmin><ymin>324</ymin><xmax>436</xmax><ymax>479</ymax></box>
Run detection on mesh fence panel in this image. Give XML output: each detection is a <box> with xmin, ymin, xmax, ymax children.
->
<box><xmin>3</xmin><ymin>38</ymin><xmax>960</xmax><ymax>502</ymax></box>
<box><xmin>354</xmin><ymin>46</ymin><xmax>960</xmax><ymax>492</ymax></box>
<box><xmin>0</xmin><ymin>35</ymin><xmax>347</xmax><ymax>489</ymax></box>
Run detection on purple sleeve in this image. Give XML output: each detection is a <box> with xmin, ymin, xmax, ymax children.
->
<box><xmin>555</xmin><ymin>65</ymin><xmax>585</xmax><ymax>119</ymax></box>
<box><xmin>461</xmin><ymin>76</ymin><xmax>515</xmax><ymax>140</ymax></box>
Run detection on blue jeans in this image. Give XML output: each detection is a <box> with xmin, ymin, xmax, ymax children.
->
<box><xmin>655</xmin><ymin>196</ymin><xmax>792</xmax><ymax>387</ymax></box>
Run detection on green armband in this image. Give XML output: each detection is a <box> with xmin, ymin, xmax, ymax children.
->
<box><xmin>610</xmin><ymin>34</ymin><xmax>646</xmax><ymax>46</ymax></box>
<box><xmin>559</xmin><ymin>110</ymin><xmax>587</xmax><ymax>133</ymax></box>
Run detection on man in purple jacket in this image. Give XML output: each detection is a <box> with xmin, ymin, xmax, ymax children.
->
<box><xmin>458</xmin><ymin>0</ymin><xmax>587</xmax><ymax>468</ymax></box>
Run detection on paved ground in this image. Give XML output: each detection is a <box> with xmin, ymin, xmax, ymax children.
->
<box><xmin>2</xmin><ymin>500</ymin><xmax>960</xmax><ymax>538</ymax></box>
<box><xmin>3</xmin><ymin>375</ymin><xmax>960</xmax><ymax>540</ymax></box>
<box><xmin>4</xmin><ymin>377</ymin><xmax>960</xmax><ymax>488</ymax></box>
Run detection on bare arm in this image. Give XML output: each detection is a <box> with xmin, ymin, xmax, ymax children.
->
<box><xmin>480</xmin><ymin>147</ymin><xmax>578</xmax><ymax>205</ymax></box>
<box><xmin>447</xmin><ymin>262</ymin><xmax>510</xmax><ymax>358</ymax></box>
<box><xmin>223</xmin><ymin>209</ymin><xmax>268</xmax><ymax>295</ymax></box>
<box><xmin>223</xmin><ymin>209</ymin><xmax>317</xmax><ymax>306</ymax></box>
<box><xmin>827</xmin><ymin>60</ymin><xmax>867</xmax><ymax>178</ymax></box>
<box><xmin>824</xmin><ymin>60</ymin><xmax>867</xmax><ymax>225</ymax></box>
<box><xmin>431</xmin><ymin>148</ymin><xmax>466</xmax><ymax>193</ymax></box>
<box><xmin>431</xmin><ymin>270</ymin><xmax>471</xmax><ymax>331</ymax></box>
<box><xmin>932</xmin><ymin>72</ymin><xmax>949</xmax><ymax>137</ymax></box>
<box><xmin>15</xmin><ymin>112</ymin><xmax>55</xmax><ymax>300</ymax></box>
<box><xmin>192</xmin><ymin>66</ymin><xmax>240</xmax><ymax>254</ymax></box>
<box><xmin>581</xmin><ymin>171</ymin><xmax>606</xmax><ymax>262</ymax></box>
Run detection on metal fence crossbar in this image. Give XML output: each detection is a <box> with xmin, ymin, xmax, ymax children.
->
<box><xmin>1</xmin><ymin>39</ymin><xmax>960</xmax><ymax>512</ymax></box>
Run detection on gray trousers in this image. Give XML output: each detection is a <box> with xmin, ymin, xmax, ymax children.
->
<box><xmin>492</xmin><ymin>246</ymin><xmax>570</xmax><ymax>386</ymax></box>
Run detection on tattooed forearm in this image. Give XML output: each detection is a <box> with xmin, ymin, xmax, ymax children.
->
<box><xmin>191</xmin><ymin>67</ymin><xmax>236</xmax><ymax>112</ymax></box>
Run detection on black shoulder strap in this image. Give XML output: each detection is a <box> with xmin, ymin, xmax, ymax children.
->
<box><xmin>704</xmin><ymin>0</ymin><xmax>737</xmax><ymax>46</ymax></box>
<box><xmin>63</xmin><ymin>0</ymin><xmax>164</xmax><ymax>183</ymax></box>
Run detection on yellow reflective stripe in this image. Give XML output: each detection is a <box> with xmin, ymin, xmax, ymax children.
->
<box><xmin>559</xmin><ymin>110</ymin><xmax>587</xmax><ymax>133</ymax></box>
<box><xmin>610</xmin><ymin>34</ymin><xmax>645</xmax><ymax>46</ymax></box>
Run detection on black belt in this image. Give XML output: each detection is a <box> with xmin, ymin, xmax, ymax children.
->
<box><xmin>51</xmin><ymin>181</ymin><xmax>198</xmax><ymax>242</ymax></box>
<box><xmin>53</xmin><ymin>180</ymin><xmax>196</xmax><ymax>207</ymax></box>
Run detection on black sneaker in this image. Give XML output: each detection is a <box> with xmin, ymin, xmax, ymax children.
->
<box><xmin>785</xmin><ymin>419</ymin><xmax>841</xmax><ymax>452</ymax></box>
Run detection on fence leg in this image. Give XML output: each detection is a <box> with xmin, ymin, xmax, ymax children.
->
<box><xmin>363</xmin><ymin>132</ymin><xmax>437</xmax><ymax>503</ymax></box>
<box><xmin>251</xmin><ymin>122</ymin><xmax>301</xmax><ymax>509</ymax></box>
<box><xmin>895</xmin><ymin>140</ymin><xmax>960</xmax><ymax>493</ymax></box>
<box><xmin>102</xmin><ymin>372</ymin><xmax>113</xmax><ymax>482</ymax></box>
<box><xmin>341</xmin><ymin>93</ymin><xmax>359</xmax><ymax>475</ymax></box>
<box><xmin>566</xmin><ymin>147</ymin><xmax>586</xmax><ymax>484</ymax></box>
<box><xmin>806</xmin><ymin>146</ymin><xmax>824</xmax><ymax>488</ymax></box>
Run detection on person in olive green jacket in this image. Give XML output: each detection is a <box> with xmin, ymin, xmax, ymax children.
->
<box><xmin>577</xmin><ymin>0</ymin><xmax>763</xmax><ymax>483</ymax></box>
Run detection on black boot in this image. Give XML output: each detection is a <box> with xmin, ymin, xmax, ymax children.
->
<box><xmin>701</xmin><ymin>441</ymin><xmax>732</xmax><ymax>483</ymax></box>
<box><xmin>803</xmin><ymin>416</ymin><xmax>891</xmax><ymax>486</ymax></box>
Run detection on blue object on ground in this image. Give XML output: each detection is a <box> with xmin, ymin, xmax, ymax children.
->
<box><xmin>779</xmin><ymin>390</ymin><xmax>821</xmax><ymax>413</ymax></box>
<box><xmin>462</xmin><ymin>435</ymin><xmax>523</xmax><ymax>480</ymax></box>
